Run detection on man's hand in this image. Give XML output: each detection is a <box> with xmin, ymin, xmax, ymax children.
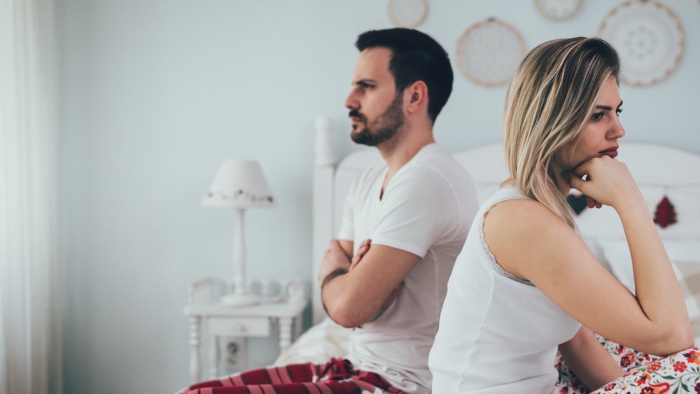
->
<box><xmin>349</xmin><ymin>239</ymin><xmax>405</xmax><ymax>322</ymax></box>
<box><xmin>317</xmin><ymin>240</ymin><xmax>352</xmax><ymax>286</ymax></box>
<box><xmin>350</xmin><ymin>238</ymin><xmax>371</xmax><ymax>271</ymax></box>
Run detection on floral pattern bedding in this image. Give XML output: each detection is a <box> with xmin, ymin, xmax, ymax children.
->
<box><xmin>556</xmin><ymin>335</ymin><xmax>700</xmax><ymax>393</ymax></box>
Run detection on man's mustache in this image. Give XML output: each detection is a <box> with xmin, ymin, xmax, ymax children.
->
<box><xmin>349</xmin><ymin>110</ymin><xmax>366</xmax><ymax>122</ymax></box>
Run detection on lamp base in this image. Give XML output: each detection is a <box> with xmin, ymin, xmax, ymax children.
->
<box><xmin>221</xmin><ymin>292</ymin><xmax>259</xmax><ymax>307</ymax></box>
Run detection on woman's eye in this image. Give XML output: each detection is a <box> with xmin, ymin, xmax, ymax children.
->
<box><xmin>591</xmin><ymin>112</ymin><xmax>604</xmax><ymax>121</ymax></box>
<box><xmin>616</xmin><ymin>108</ymin><xmax>623</xmax><ymax>117</ymax></box>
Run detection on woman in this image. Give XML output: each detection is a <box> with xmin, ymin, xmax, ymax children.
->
<box><xmin>428</xmin><ymin>37</ymin><xmax>695</xmax><ymax>393</ymax></box>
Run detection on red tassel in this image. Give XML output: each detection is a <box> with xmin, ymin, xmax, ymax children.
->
<box><xmin>653</xmin><ymin>196</ymin><xmax>677</xmax><ymax>229</ymax></box>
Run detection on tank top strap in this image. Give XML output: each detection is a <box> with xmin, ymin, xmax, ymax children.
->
<box><xmin>483</xmin><ymin>185</ymin><xmax>528</xmax><ymax>211</ymax></box>
<box><xmin>479</xmin><ymin>185</ymin><xmax>534</xmax><ymax>286</ymax></box>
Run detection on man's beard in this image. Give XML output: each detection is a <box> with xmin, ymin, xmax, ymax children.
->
<box><xmin>350</xmin><ymin>94</ymin><xmax>405</xmax><ymax>146</ymax></box>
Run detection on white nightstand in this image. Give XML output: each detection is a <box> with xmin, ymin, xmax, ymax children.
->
<box><xmin>183</xmin><ymin>277</ymin><xmax>308</xmax><ymax>383</ymax></box>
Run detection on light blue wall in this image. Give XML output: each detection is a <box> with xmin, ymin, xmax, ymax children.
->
<box><xmin>57</xmin><ymin>1</ymin><xmax>700</xmax><ymax>393</ymax></box>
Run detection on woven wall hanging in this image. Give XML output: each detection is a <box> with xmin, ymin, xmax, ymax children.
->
<box><xmin>387</xmin><ymin>0</ymin><xmax>428</xmax><ymax>28</ymax></box>
<box><xmin>534</xmin><ymin>0</ymin><xmax>584</xmax><ymax>21</ymax></box>
<box><xmin>456</xmin><ymin>18</ymin><xmax>525</xmax><ymax>87</ymax></box>
<box><xmin>597</xmin><ymin>0</ymin><xmax>685</xmax><ymax>86</ymax></box>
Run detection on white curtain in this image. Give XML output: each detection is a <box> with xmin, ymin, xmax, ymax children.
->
<box><xmin>0</xmin><ymin>0</ymin><xmax>61</xmax><ymax>393</ymax></box>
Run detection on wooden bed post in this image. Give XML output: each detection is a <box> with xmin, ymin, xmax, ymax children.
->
<box><xmin>312</xmin><ymin>116</ymin><xmax>334</xmax><ymax>324</ymax></box>
<box><xmin>314</xmin><ymin>116</ymin><xmax>334</xmax><ymax>167</ymax></box>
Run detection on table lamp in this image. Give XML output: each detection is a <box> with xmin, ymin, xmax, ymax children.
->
<box><xmin>203</xmin><ymin>160</ymin><xmax>275</xmax><ymax>306</ymax></box>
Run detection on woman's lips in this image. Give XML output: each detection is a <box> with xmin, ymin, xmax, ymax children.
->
<box><xmin>601</xmin><ymin>148</ymin><xmax>618</xmax><ymax>158</ymax></box>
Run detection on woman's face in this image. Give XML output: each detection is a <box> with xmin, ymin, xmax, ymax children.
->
<box><xmin>557</xmin><ymin>75</ymin><xmax>625</xmax><ymax>171</ymax></box>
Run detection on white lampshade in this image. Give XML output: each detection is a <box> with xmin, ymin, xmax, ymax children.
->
<box><xmin>203</xmin><ymin>160</ymin><xmax>275</xmax><ymax>209</ymax></box>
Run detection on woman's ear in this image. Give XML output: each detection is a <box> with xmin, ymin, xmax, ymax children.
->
<box><xmin>404</xmin><ymin>81</ymin><xmax>428</xmax><ymax>115</ymax></box>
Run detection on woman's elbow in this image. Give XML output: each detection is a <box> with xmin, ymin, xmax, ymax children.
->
<box><xmin>664</xmin><ymin>326</ymin><xmax>695</xmax><ymax>355</ymax></box>
<box><xmin>648</xmin><ymin>325</ymin><xmax>695</xmax><ymax>356</ymax></box>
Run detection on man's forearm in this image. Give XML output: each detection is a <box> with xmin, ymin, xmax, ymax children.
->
<box><xmin>321</xmin><ymin>270</ymin><xmax>365</xmax><ymax>327</ymax></box>
<box><xmin>320</xmin><ymin>268</ymin><xmax>348</xmax><ymax>290</ymax></box>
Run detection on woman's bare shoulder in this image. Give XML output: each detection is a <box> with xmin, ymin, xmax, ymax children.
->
<box><xmin>484</xmin><ymin>198</ymin><xmax>581</xmax><ymax>279</ymax></box>
<box><xmin>486</xmin><ymin>197</ymin><xmax>563</xmax><ymax>225</ymax></box>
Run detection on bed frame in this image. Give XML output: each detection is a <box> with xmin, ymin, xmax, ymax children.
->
<box><xmin>311</xmin><ymin>116</ymin><xmax>700</xmax><ymax>325</ymax></box>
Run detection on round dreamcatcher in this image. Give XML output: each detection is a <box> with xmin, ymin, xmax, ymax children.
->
<box><xmin>456</xmin><ymin>18</ymin><xmax>525</xmax><ymax>87</ymax></box>
<box><xmin>387</xmin><ymin>0</ymin><xmax>428</xmax><ymax>28</ymax></box>
<box><xmin>597</xmin><ymin>0</ymin><xmax>685</xmax><ymax>86</ymax></box>
<box><xmin>534</xmin><ymin>0</ymin><xmax>584</xmax><ymax>21</ymax></box>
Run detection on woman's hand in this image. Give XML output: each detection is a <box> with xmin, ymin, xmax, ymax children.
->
<box><xmin>567</xmin><ymin>156</ymin><xmax>642</xmax><ymax>210</ymax></box>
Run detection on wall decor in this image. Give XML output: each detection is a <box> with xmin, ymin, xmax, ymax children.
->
<box><xmin>534</xmin><ymin>0</ymin><xmax>583</xmax><ymax>21</ymax></box>
<box><xmin>598</xmin><ymin>0</ymin><xmax>685</xmax><ymax>87</ymax></box>
<box><xmin>387</xmin><ymin>0</ymin><xmax>427</xmax><ymax>28</ymax></box>
<box><xmin>456</xmin><ymin>18</ymin><xmax>525</xmax><ymax>87</ymax></box>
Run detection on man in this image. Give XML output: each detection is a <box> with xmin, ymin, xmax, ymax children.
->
<box><xmin>183</xmin><ymin>28</ymin><xmax>478</xmax><ymax>394</ymax></box>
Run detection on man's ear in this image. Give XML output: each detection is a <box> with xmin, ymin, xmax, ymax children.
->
<box><xmin>404</xmin><ymin>81</ymin><xmax>428</xmax><ymax>115</ymax></box>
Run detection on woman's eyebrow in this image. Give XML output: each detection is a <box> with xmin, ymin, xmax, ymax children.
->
<box><xmin>595</xmin><ymin>101</ymin><xmax>623</xmax><ymax>111</ymax></box>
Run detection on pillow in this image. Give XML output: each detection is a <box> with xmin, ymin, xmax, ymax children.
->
<box><xmin>273</xmin><ymin>317</ymin><xmax>349</xmax><ymax>366</ymax></box>
<box><xmin>672</xmin><ymin>259</ymin><xmax>700</xmax><ymax>344</ymax></box>
<box><xmin>599</xmin><ymin>239</ymin><xmax>700</xmax><ymax>344</ymax></box>
<box><xmin>573</xmin><ymin>186</ymin><xmax>700</xmax><ymax>241</ymax></box>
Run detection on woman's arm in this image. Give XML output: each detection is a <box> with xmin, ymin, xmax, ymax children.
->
<box><xmin>558</xmin><ymin>326</ymin><xmax>622</xmax><ymax>391</ymax></box>
<box><xmin>485</xmin><ymin>158</ymin><xmax>693</xmax><ymax>356</ymax></box>
<box><xmin>569</xmin><ymin>157</ymin><xmax>693</xmax><ymax>352</ymax></box>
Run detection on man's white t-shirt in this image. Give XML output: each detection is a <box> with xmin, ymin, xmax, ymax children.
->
<box><xmin>338</xmin><ymin>143</ymin><xmax>478</xmax><ymax>393</ymax></box>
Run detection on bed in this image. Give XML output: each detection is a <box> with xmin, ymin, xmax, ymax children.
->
<box><xmin>275</xmin><ymin>116</ymin><xmax>700</xmax><ymax>367</ymax></box>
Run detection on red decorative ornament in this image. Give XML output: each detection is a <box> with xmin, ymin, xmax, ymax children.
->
<box><xmin>654</xmin><ymin>196</ymin><xmax>677</xmax><ymax>229</ymax></box>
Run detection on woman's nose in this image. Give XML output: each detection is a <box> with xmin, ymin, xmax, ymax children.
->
<box><xmin>610</xmin><ymin>116</ymin><xmax>625</xmax><ymax>139</ymax></box>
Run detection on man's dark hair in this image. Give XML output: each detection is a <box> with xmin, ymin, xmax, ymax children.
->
<box><xmin>355</xmin><ymin>28</ymin><xmax>453</xmax><ymax>123</ymax></box>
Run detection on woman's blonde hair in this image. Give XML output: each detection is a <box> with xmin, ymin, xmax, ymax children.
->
<box><xmin>504</xmin><ymin>37</ymin><xmax>620</xmax><ymax>228</ymax></box>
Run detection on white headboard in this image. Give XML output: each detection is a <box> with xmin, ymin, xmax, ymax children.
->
<box><xmin>311</xmin><ymin>117</ymin><xmax>700</xmax><ymax>324</ymax></box>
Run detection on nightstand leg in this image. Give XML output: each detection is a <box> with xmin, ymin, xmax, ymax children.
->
<box><xmin>294</xmin><ymin>315</ymin><xmax>302</xmax><ymax>341</ymax></box>
<box><xmin>189</xmin><ymin>316</ymin><xmax>202</xmax><ymax>383</ymax></box>
<box><xmin>209</xmin><ymin>335</ymin><xmax>219</xmax><ymax>379</ymax></box>
<box><xmin>279</xmin><ymin>317</ymin><xmax>292</xmax><ymax>353</ymax></box>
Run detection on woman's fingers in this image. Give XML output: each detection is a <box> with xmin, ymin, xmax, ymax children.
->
<box><xmin>568</xmin><ymin>156</ymin><xmax>639</xmax><ymax>209</ymax></box>
<box><xmin>586</xmin><ymin>196</ymin><xmax>603</xmax><ymax>209</ymax></box>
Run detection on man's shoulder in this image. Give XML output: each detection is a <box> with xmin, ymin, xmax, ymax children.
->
<box><xmin>407</xmin><ymin>147</ymin><xmax>479</xmax><ymax>213</ymax></box>
<box><xmin>409</xmin><ymin>148</ymin><xmax>474</xmax><ymax>188</ymax></box>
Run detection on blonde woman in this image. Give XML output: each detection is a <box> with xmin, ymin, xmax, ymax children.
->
<box><xmin>429</xmin><ymin>37</ymin><xmax>697</xmax><ymax>393</ymax></box>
